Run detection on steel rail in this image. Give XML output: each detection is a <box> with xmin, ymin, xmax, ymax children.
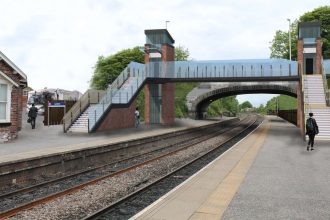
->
<box><xmin>82</xmin><ymin>116</ymin><xmax>259</xmax><ymax>220</ymax></box>
<box><xmin>0</xmin><ymin>118</ymin><xmax>247</xmax><ymax>219</ymax></box>
<box><xmin>0</xmin><ymin>119</ymin><xmax>236</xmax><ymax>200</ymax></box>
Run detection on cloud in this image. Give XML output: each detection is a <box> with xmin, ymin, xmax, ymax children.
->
<box><xmin>0</xmin><ymin>0</ymin><xmax>328</xmax><ymax>101</ymax></box>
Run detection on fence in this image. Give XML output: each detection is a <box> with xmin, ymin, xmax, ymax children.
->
<box><xmin>268</xmin><ymin>109</ymin><xmax>297</xmax><ymax>125</ymax></box>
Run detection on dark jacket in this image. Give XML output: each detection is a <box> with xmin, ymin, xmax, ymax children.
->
<box><xmin>28</xmin><ymin>106</ymin><xmax>38</xmax><ymax>118</ymax></box>
<box><xmin>306</xmin><ymin>117</ymin><xmax>318</xmax><ymax>135</ymax></box>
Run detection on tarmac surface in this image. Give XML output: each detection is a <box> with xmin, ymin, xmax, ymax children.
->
<box><xmin>222</xmin><ymin>116</ymin><xmax>330</xmax><ymax>220</ymax></box>
<box><xmin>132</xmin><ymin>116</ymin><xmax>330</xmax><ymax>220</ymax></box>
<box><xmin>0</xmin><ymin>113</ymin><xmax>226</xmax><ymax>163</ymax></box>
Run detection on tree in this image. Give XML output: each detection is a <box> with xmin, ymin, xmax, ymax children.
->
<box><xmin>91</xmin><ymin>46</ymin><xmax>190</xmax><ymax>90</ymax></box>
<box><xmin>91</xmin><ymin>47</ymin><xmax>144</xmax><ymax>90</ymax></box>
<box><xmin>270</xmin><ymin>20</ymin><xmax>298</xmax><ymax>60</ymax></box>
<box><xmin>256</xmin><ymin>104</ymin><xmax>267</xmax><ymax>115</ymax></box>
<box><xmin>175</xmin><ymin>45</ymin><xmax>190</xmax><ymax>61</ymax></box>
<box><xmin>269</xmin><ymin>6</ymin><xmax>330</xmax><ymax>59</ymax></box>
<box><xmin>90</xmin><ymin>45</ymin><xmax>192</xmax><ymax>119</ymax></box>
<box><xmin>265</xmin><ymin>95</ymin><xmax>297</xmax><ymax>111</ymax></box>
<box><xmin>173</xmin><ymin>46</ymin><xmax>194</xmax><ymax>118</ymax></box>
<box><xmin>207</xmin><ymin>96</ymin><xmax>239</xmax><ymax>117</ymax></box>
<box><xmin>239</xmin><ymin>101</ymin><xmax>253</xmax><ymax>110</ymax></box>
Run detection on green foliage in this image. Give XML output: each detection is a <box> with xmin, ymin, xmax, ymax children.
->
<box><xmin>175</xmin><ymin>45</ymin><xmax>190</xmax><ymax>61</ymax></box>
<box><xmin>91</xmin><ymin>47</ymin><xmax>144</xmax><ymax>90</ymax></box>
<box><xmin>89</xmin><ymin>45</ymin><xmax>197</xmax><ymax>120</ymax></box>
<box><xmin>136</xmin><ymin>89</ymin><xmax>145</xmax><ymax>121</ymax></box>
<box><xmin>207</xmin><ymin>100</ymin><xmax>223</xmax><ymax>116</ymax></box>
<box><xmin>270</xmin><ymin>20</ymin><xmax>298</xmax><ymax>60</ymax></box>
<box><xmin>256</xmin><ymin>104</ymin><xmax>267</xmax><ymax>115</ymax></box>
<box><xmin>269</xmin><ymin>6</ymin><xmax>330</xmax><ymax>59</ymax></box>
<box><xmin>239</xmin><ymin>101</ymin><xmax>253</xmax><ymax>110</ymax></box>
<box><xmin>265</xmin><ymin>95</ymin><xmax>297</xmax><ymax>111</ymax></box>
<box><xmin>207</xmin><ymin>96</ymin><xmax>239</xmax><ymax>117</ymax></box>
<box><xmin>173</xmin><ymin>47</ymin><xmax>193</xmax><ymax>118</ymax></box>
<box><xmin>174</xmin><ymin>83</ymin><xmax>198</xmax><ymax>118</ymax></box>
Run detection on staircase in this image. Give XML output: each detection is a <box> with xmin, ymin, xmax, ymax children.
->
<box><xmin>303</xmin><ymin>75</ymin><xmax>330</xmax><ymax>140</ymax></box>
<box><xmin>88</xmin><ymin>62</ymin><xmax>146</xmax><ymax>132</ymax></box>
<box><xmin>62</xmin><ymin>90</ymin><xmax>106</xmax><ymax>133</ymax></box>
<box><xmin>67</xmin><ymin>105</ymin><xmax>95</xmax><ymax>133</ymax></box>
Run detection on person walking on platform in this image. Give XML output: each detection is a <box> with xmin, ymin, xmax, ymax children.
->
<box><xmin>135</xmin><ymin>107</ymin><xmax>140</xmax><ymax>128</ymax></box>
<box><xmin>28</xmin><ymin>103</ymin><xmax>38</xmax><ymax>129</ymax></box>
<box><xmin>306</xmin><ymin>112</ymin><xmax>318</xmax><ymax>151</ymax></box>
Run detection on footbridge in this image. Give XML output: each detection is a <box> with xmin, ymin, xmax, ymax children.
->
<box><xmin>63</xmin><ymin>22</ymin><xmax>330</xmax><ymax>140</ymax></box>
<box><xmin>83</xmin><ymin>59</ymin><xmax>298</xmax><ymax>132</ymax></box>
<box><xmin>187</xmin><ymin>82</ymin><xmax>298</xmax><ymax>119</ymax></box>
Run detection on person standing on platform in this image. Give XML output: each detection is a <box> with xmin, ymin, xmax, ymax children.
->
<box><xmin>306</xmin><ymin>112</ymin><xmax>318</xmax><ymax>151</ymax></box>
<box><xmin>135</xmin><ymin>107</ymin><xmax>140</xmax><ymax>128</ymax></box>
<box><xmin>28</xmin><ymin>103</ymin><xmax>38</xmax><ymax>129</ymax></box>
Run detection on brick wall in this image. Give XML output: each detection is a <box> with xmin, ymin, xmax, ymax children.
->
<box><xmin>297</xmin><ymin>82</ymin><xmax>303</xmax><ymax>132</ymax></box>
<box><xmin>144</xmin><ymin>44</ymin><xmax>151</xmax><ymax>124</ymax></box>
<box><xmin>161</xmin><ymin>44</ymin><xmax>175</xmax><ymax>61</ymax></box>
<box><xmin>22</xmin><ymin>95</ymin><xmax>28</xmax><ymax>111</ymax></box>
<box><xmin>297</xmin><ymin>39</ymin><xmax>303</xmax><ymax>131</ymax></box>
<box><xmin>97</xmin><ymin>100</ymin><xmax>136</xmax><ymax>132</ymax></box>
<box><xmin>0</xmin><ymin>60</ymin><xmax>24</xmax><ymax>142</ymax></box>
<box><xmin>144</xmin><ymin>84</ymin><xmax>151</xmax><ymax>124</ymax></box>
<box><xmin>161</xmin><ymin>83</ymin><xmax>174</xmax><ymax>125</ymax></box>
<box><xmin>160</xmin><ymin>44</ymin><xmax>175</xmax><ymax>125</ymax></box>
<box><xmin>297</xmin><ymin>39</ymin><xmax>303</xmax><ymax>66</ymax></box>
<box><xmin>144</xmin><ymin>43</ymin><xmax>175</xmax><ymax>125</ymax></box>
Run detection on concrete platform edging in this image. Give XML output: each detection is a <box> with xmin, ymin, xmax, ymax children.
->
<box><xmin>131</xmin><ymin>119</ymin><xmax>266</xmax><ymax>220</ymax></box>
<box><xmin>0</xmin><ymin>119</ymin><xmax>238</xmax><ymax>189</ymax></box>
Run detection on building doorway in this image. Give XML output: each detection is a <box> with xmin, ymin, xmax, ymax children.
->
<box><xmin>305</xmin><ymin>58</ymin><xmax>314</xmax><ymax>75</ymax></box>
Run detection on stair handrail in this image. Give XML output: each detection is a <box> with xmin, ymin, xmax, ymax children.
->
<box><xmin>88</xmin><ymin>62</ymin><xmax>145</xmax><ymax>132</ymax></box>
<box><xmin>63</xmin><ymin>89</ymin><xmax>105</xmax><ymax>132</ymax></box>
<box><xmin>321</xmin><ymin>59</ymin><xmax>330</xmax><ymax>106</ymax></box>
<box><xmin>299</xmin><ymin>62</ymin><xmax>307</xmax><ymax>138</ymax></box>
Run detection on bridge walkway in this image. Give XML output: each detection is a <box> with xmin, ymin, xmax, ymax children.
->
<box><xmin>86</xmin><ymin>59</ymin><xmax>298</xmax><ymax>132</ymax></box>
<box><xmin>132</xmin><ymin>116</ymin><xmax>330</xmax><ymax>220</ymax></box>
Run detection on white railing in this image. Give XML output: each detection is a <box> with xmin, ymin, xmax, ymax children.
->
<box><xmin>88</xmin><ymin>59</ymin><xmax>298</xmax><ymax>132</ymax></box>
<box><xmin>145</xmin><ymin>59</ymin><xmax>298</xmax><ymax>79</ymax></box>
<box><xmin>88</xmin><ymin>62</ymin><xmax>145</xmax><ymax>131</ymax></box>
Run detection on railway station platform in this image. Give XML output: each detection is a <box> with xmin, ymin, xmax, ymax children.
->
<box><xmin>132</xmin><ymin>116</ymin><xmax>330</xmax><ymax>220</ymax></box>
<box><xmin>0</xmin><ymin>114</ymin><xmax>228</xmax><ymax>165</ymax></box>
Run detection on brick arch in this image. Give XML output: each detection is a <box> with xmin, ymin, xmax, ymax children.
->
<box><xmin>189</xmin><ymin>84</ymin><xmax>297</xmax><ymax>119</ymax></box>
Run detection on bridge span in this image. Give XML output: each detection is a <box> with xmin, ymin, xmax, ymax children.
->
<box><xmin>63</xmin><ymin>22</ymin><xmax>330</xmax><ymax>140</ymax></box>
<box><xmin>186</xmin><ymin>82</ymin><xmax>298</xmax><ymax>119</ymax></box>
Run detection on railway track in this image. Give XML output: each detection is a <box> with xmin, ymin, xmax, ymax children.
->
<box><xmin>0</xmin><ymin>117</ymin><xmax>246</xmax><ymax>219</ymax></box>
<box><xmin>0</xmin><ymin>119</ymin><xmax>236</xmax><ymax>194</ymax></box>
<box><xmin>83</xmin><ymin>115</ymin><xmax>261</xmax><ymax>220</ymax></box>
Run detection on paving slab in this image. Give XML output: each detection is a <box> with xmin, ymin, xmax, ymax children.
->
<box><xmin>132</xmin><ymin>116</ymin><xmax>330</xmax><ymax>220</ymax></box>
<box><xmin>222</xmin><ymin>116</ymin><xmax>330</xmax><ymax>220</ymax></box>
<box><xmin>132</xmin><ymin>115</ymin><xmax>269</xmax><ymax>220</ymax></box>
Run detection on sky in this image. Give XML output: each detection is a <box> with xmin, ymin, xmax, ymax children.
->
<box><xmin>0</xmin><ymin>0</ymin><xmax>328</xmax><ymax>107</ymax></box>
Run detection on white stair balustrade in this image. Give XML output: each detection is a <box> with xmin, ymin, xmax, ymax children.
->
<box><xmin>68</xmin><ymin>105</ymin><xmax>96</xmax><ymax>133</ymax></box>
<box><xmin>303</xmin><ymin>75</ymin><xmax>330</xmax><ymax>140</ymax></box>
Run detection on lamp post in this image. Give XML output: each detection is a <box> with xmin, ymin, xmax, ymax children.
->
<box><xmin>287</xmin><ymin>18</ymin><xmax>292</xmax><ymax>61</ymax></box>
<box><xmin>165</xmin><ymin>20</ymin><xmax>170</xmax><ymax>29</ymax></box>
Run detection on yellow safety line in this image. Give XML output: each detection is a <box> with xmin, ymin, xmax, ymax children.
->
<box><xmin>305</xmin><ymin>104</ymin><xmax>330</xmax><ymax>109</ymax></box>
<box><xmin>189</xmin><ymin>121</ymin><xmax>271</xmax><ymax>220</ymax></box>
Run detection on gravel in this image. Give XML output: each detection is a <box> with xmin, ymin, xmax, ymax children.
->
<box><xmin>10</xmin><ymin>118</ymin><xmax>256</xmax><ymax>220</ymax></box>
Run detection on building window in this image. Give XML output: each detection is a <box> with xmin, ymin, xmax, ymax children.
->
<box><xmin>0</xmin><ymin>84</ymin><xmax>7</xmax><ymax>120</ymax></box>
<box><xmin>23</xmin><ymin>90</ymin><xmax>28</xmax><ymax>96</ymax></box>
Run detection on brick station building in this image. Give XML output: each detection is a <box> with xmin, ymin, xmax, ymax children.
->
<box><xmin>0</xmin><ymin>51</ymin><xmax>27</xmax><ymax>143</ymax></box>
